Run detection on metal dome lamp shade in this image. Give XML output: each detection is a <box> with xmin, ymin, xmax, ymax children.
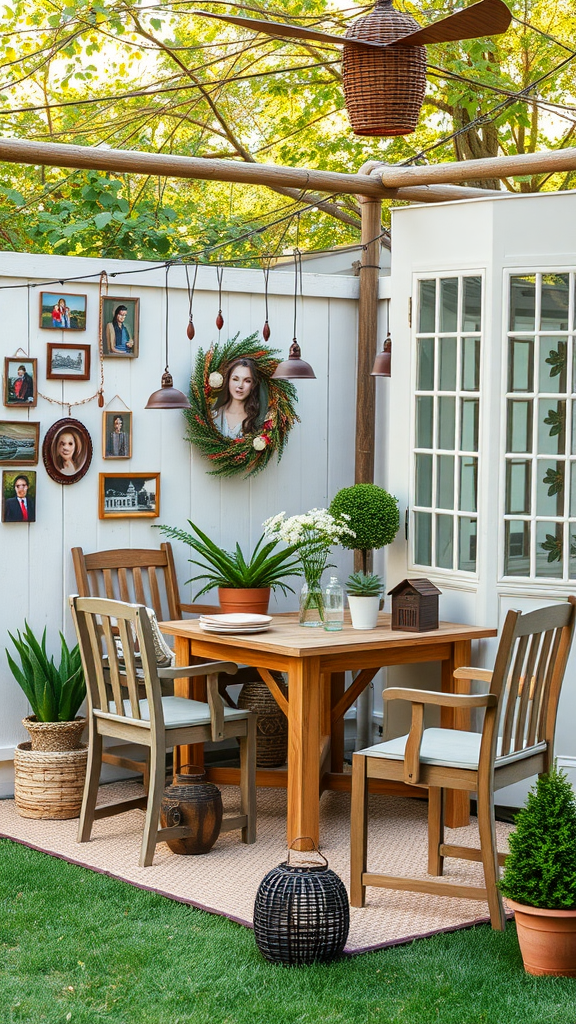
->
<box><xmin>272</xmin><ymin>251</ymin><xmax>316</xmax><ymax>380</ymax></box>
<box><xmin>146</xmin><ymin>267</ymin><xmax>191</xmax><ymax>410</ymax></box>
<box><xmin>371</xmin><ymin>331</ymin><xmax>392</xmax><ymax>376</ymax></box>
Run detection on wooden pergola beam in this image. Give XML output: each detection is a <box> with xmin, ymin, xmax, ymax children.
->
<box><xmin>375</xmin><ymin>146</ymin><xmax>576</xmax><ymax>189</ymax></box>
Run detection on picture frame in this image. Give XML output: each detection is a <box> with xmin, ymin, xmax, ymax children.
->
<box><xmin>0</xmin><ymin>421</ymin><xmax>40</xmax><ymax>466</ymax></box>
<box><xmin>42</xmin><ymin>418</ymin><xmax>93</xmax><ymax>485</ymax></box>
<box><xmin>3</xmin><ymin>358</ymin><xmax>37</xmax><ymax>408</ymax></box>
<box><xmin>47</xmin><ymin>343</ymin><xmax>91</xmax><ymax>381</ymax></box>
<box><xmin>102</xmin><ymin>410</ymin><xmax>132</xmax><ymax>460</ymax></box>
<box><xmin>2</xmin><ymin>469</ymin><xmax>36</xmax><ymax>523</ymax></box>
<box><xmin>39</xmin><ymin>291</ymin><xmax>87</xmax><ymax>331</ymax></box>
<box><xmin>99</xmin><ymin>473</ymin><xmax>160</xmax><ymax>519</ymax></box>
<box><xmin>101</xmin><ymin>296</ymin><xmax>140</xmax><ymax>358</ymax></box>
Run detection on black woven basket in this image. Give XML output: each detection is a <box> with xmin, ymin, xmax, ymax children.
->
<box><xmin>253</xmin><ymin>839</ymin><xmax>350</xmax><ymax>966</ymax></box>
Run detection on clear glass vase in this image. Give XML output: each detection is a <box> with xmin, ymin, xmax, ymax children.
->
<box><xmin>299</xmin><ymin>579</ymin><xmax>324</xmax><ymax>627</ymax></box>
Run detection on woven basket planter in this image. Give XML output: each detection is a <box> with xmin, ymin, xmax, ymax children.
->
<box><xmin>237</xmin><ymin>677</ymin><xmax>287</xmax><ymax>768</ymax></box>
<box><xmin>343</xmin><ymin>0</ymin><xmax>426</xmax><ymax>136</ymax></box>
<box><xmin>23</xmin><ymin>716</ymin><xmax>86</xmax><ymax>752</ymax></box>
<box><xmin>14</xmin><ymin>742</ymin><xmax>88</xmax><ymax>819</ymax></box>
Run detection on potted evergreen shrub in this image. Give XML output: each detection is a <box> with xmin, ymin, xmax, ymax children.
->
<box><xmin>499</xmin><ymin>763</ymin><xmax>576</xmax><ymax>976</ymax></box>
<box><xmin>6</xmin><ymin>623</ymin><xmax>88</xmax><ymax>819</ymax></box>
<box><xmin>346</xmin><ymin>571</ymin><xmax>384</xmax><ymax>630</ymax></box>
<box><xmin>329</xmin><ymin>484</ymin><xmax>399</xmax><ymax>575</ymax></box>
<box><xmin>157</xmin><ymin>520</ymin><xmax>301</xmax><ymax>614</ymax></box>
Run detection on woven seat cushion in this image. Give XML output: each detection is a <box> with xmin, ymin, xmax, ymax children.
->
<box><xmin>108</xmin><ymin>696</ymin><xmax>249</xmax><ymax>728</ymax></box>
<box><xmin>357</xmin><ymin>728</ymin><xmax>547</xmax><ymax>771</ymax></box>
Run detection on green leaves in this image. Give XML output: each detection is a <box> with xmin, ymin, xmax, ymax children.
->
<box><xmin>155</xmin><ymin>520</ymin><xmax>301</xmax><ymax>599</ymax></box>
<box><xmin>345</xmin><ymin>571</ymin><xmax>384</xmax><ymax>597</ymax></box>
<box><xmin>6</xmin><ymin>623</ymin><xmax>85</xmax><ymax>722</ymax></box>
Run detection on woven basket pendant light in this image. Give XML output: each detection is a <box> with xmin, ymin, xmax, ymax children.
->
<box><xmin>343</xmin><ymin>0</ymin><xmax>426</xmax><ymax>136</ymax></box>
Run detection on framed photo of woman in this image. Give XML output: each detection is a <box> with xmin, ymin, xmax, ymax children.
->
<box><xmin>103</xmin><ymin>410</ymin><xmax>132</xmax><ymax>459</ymax></box>
<box><xmin>39</xmin><ymin>292</ymin><xmax>87</xmax><ymax>331</ymax></box>
<box><xmin>42</xmin><ymin>418</ymin><xmax>93</xmax><ymax>485</ymax></box>
<box><xmin>99</xmin><ymin>473</ymin><xmax>160</xmax><ymax>519</ymax></box>
<box><xmin>3</xmin><ymin>358</ymin><xmax>37</xmax><ymax>408</ymax></box>
<box><xmin>101</xmin><ymin>297</ymin><xmax>140</xmax><ymax>358</ymax></box>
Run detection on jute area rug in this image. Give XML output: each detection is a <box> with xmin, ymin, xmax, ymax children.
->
<box><xmin>0</xmin><ymin>782</ymin><xmax>512</xmax><ymax>954</ymax></box>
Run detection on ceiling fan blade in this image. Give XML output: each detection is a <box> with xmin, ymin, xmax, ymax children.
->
<box><xmin>192</xmin><ymin>10</ymin><xmax>384</xmax><ymax>50</ymax></box>
<box><xmin>392</xmin><ymin>0</ymin><xmax>511</xmax><ymax>48</ymax></box>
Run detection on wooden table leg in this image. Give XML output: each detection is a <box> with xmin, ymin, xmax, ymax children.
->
<box><xmin>287</xmin><ymin>656</ymin><xmax>321</xmax><ymax>849</ymax></box>
<box><xmin>172</xmin><ymin>636</ymin><xmax>206</xmax><ymax>774</ymax></box>
<box><xmin>330</xmin><ymin>671</ymin><xmax>346</xmax><ymax>773</ymax></box>
<box><xmin>442</xmin><ymin>639</ymin><xmax>472</xmax><ymax>828</ymax></box>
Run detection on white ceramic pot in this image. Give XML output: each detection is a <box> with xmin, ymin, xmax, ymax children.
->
<box><xmin>348</xmin><ymin>595</ymin><xmax>380</xmax><ymax>630</ymax></box>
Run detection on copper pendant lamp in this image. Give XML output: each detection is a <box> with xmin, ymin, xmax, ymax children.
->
<box><xmin>272</xmin><ymin>250</ymin><xmax>315</xmax><ymax>380</ymax></box>
<box><xmin>371</xmin><ymin>331</ymin><xmax>392</xmax><ymax>376</ymax></box>
<box><xmin>146</xmin><ymin>266</ymin><xmax>191</xmax><ymax>410</ymax></box>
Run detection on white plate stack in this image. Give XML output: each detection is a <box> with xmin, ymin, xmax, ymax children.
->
<box><xmin>198</xmin><ymin>612</ymin><xmax>273</xmax><ymax>634</ymax></box>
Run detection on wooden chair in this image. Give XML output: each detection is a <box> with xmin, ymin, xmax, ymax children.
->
<box><xmin>70</xmin><ymin>595</ymin><xmax>257</xmax><ymax>867</ymax></box>
<box><xmin>350</xmin><ymin>598</ymin><xmax>576</xmax><ymax>930</ymax></box>
<box><xmin>72</xmin><ymin>543</ymin><xmax>222</xmax><ymax>782</ymax></box>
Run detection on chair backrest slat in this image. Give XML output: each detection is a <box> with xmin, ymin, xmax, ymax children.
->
<box><xmin>100</xmin><ymin>613</ymin><xmax>125</xmax><ymax>715</ymax></box>
<box><xmin>117</xmin><ymin>566</ymin><xmax>131</xmax><ymax>604</ymax></box>
<box><xmin>526</xmin><ymin>628</ymin><xmax>553</xmax><ymax>746</ymax></box>
<box><xmin>116</xmin><ymin>617</ymin><xmax>141</xmax><ymax>717</ymax></box>
<box><xmin>513</xmin><ymin>631</ymin><xmax>541</xmax><ymax>752</ymax></box>
<box><xmin>148</xmin><ymin>567</ymin><xmax>163</xmax><ymax>620</ymax></box>
<box><xmin>500</xmin><ymin>633</ymin><xmax>528</xmax><ymax>755</ymax></box>
<box><xmin>102</xmin><ymin>568</ymin><xmax>116</xmax><ymax>601</ymax></box>
<box><xmin>132</xmin><ymin>566</ymin><xmax>146</xmax><ymax>606</ymax></box>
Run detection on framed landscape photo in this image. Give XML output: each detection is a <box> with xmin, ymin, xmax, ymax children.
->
<box><xmin>101</xmin><ymin>296</ymin><xmax>140</xmax><ymax>358</ymax></box>
<box><xmin>47</xmin><ymin>343</ymin><xmax>91</xmax><ymax>381</ymax></box>
<box><xmin>0</xmin><ymin>421</ymin><xmax>40</xmax><ymax>466</ymax></box>
<box><xmin>39</xmin><ymin>292</ymin><xmax>87</xmax><ymax>331</ymax></box>
<box><xmin>42</xmin><ymin>417</ymin><xmax>93</xmax><ymax>485</ymax></box>
<box><xmin>99</xmin><ymin>473</ymin><xmax>160</xmax><ymax>519</ymax></box>
<box><xmin>3</xmin><ymin>358</ymin><xmax>37</xmax><ymax>408</ymax></box>
<box><xmin>103</xmin><ymin>410</ymin><xmax>132</xmax><ymax>460</ymax></box>
<box><xmin>2</xmin><ymin>469</ymin><xmax>36</xmax><ymax>523</ymax></box>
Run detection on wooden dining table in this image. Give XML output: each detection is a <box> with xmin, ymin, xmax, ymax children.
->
<box><xmin>160</xmin><ymin>613</ymin><xmax>497</xmax><ymax>848</ymax></box>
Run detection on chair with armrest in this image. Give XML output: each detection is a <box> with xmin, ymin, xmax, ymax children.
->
<box><xmin>350</xmin><ymin>597</ymin><xmax>576</xmax><ymax>930</ymax></box>
<box><xmin>70</xmin><ymin>595</ymin><xmax>257</xmax><ymax>867</ymax></box>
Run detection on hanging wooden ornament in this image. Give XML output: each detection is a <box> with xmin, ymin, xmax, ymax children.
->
<box><xmin>262</xmin><ymin>262</ymin><xmax>271</xmax><ymax>341</ymax></box>
<box><xmin>216</xmin><ymin>266</ymin><xmax>224</xmax><ymax>331</ymax></box>
<box><xmin>185</xmin><ymin>262</ymin><xmax>199</xmax><ymax>340</ymax></box>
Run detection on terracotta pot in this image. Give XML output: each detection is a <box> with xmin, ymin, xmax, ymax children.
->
<box><xmin>217</xmin><ymin>587</ymin><xmax>271</xmax><ymax>615</ymax></box>
<box><xmin>23</xmin><ymin>716</ymin><xmax>86</xmax><ymax>752</ymax></box>
<box><xmin>506</xmin><ymin>898</ymin><xmax>576</xmax><ymax>976</ymax></box>
<box><xmin>160</xmin><ymin>766</ymin><xmax>223</xmax><ymax>855</ymax></box>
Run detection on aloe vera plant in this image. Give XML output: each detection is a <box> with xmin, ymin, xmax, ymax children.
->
<box><xmin>6</xmin><ymin>623</ymin><xmax>85</xmax><ymax>722</ymax></box>
<box><xmin>156</xmin><ymin>520</ymin><xmax>302</xmax><ymax>599</ymax></box>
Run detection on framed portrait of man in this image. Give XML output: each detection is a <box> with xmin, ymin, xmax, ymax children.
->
<box><xmin>2</xmin><ymin>470</ymin><xmax>36</xmax><ymax>523</ymax></box>
<box><xmin>102</xmin><ymin>410</ymin><xmax>132</xmax><ymax>460</ymax></box>
<box><xmin>101</xmin><ymin>297</ymin><xmax>140</xmax><ymax>358</ymax></box>
<box><xmin>3</xmin><ymin>359</ymin><xmax>37</xmax><ymax>408</ymax></box>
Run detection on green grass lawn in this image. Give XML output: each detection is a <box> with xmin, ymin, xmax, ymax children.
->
<box><xmin>1</xmin><ymin>838</ymin><xmax>575</xmax><ymax>1024</ymax></box>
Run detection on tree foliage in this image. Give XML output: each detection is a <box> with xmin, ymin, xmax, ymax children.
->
<box><xmin>1</xmin><ymin>0</ymin><xmax>576</xmax><ymax>259</ymax></box>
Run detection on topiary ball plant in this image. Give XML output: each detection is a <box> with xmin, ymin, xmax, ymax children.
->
<box><xmin>499</xmin><ymin>764</ymin><xmax>576</xmax><ymax>910</ymax></box>
<box><xmin>329</xmin><ymin>484</ymin><xmax>399</xmax><ymax>573</ymax></box>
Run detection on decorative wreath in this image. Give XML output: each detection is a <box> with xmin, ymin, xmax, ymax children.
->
<box><xmin>185</xmin><ymin>333</ymin><xmax>299</xmax><ymax>477</ymax></box>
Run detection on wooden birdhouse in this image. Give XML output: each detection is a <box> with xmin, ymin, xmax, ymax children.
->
<box><xmin>388</xmin><ymin>579</ymin><xmax>441</xmax><ymax>632</ymax></box>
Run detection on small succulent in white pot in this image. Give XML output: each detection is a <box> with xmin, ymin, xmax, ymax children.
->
<box><xmin>346</xmin><ymin>572</ymin><xmax>384</xmax><ymax>630</ymax></box>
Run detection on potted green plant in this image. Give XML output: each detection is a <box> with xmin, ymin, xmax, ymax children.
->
<box><xmin>329</xmin><ymin>484</ymin><xmax>400</xmax><ymax>574</ymax></box>
<box><xmin>346</xmin><ymin>571</ymin><xmax>384</xmax><ymax>630</ymax></box>
<box><xmin>6</xmin><ymin>623</ymin><xmax>88</xmax><ymax>819</ymax></box>
<box><xmin>499</xmin><ymin>763</ymin><xmax>576</xmax><ymax>976</ymax></box>
<box><xmin>157</xmin><ymin>520</ymin><xmax>301</xmax><ymax>614</ymax></box>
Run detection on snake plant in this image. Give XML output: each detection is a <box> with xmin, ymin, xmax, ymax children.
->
<box><xmin>6</xmin><ymin>622</ymin><xmax>85</xmax><ymax>722</ymax></box>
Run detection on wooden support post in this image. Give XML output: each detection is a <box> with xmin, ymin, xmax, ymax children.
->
<box><xmin>354</xmin><ymin>195</ymin><xmax>381</xmax><ymax>572</ymax></box>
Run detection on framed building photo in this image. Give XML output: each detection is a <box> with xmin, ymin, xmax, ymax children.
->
<box><xmin>39</xmin><ymin>292</ymin><xmax>87</xmax><ymax>331</ymax></box>
<box><xmin>103</xmin><ymin>410</ymin><xmax>132</xmax><ymax>459</ymax></box>
<box><xmin>0</xmin><ymin>421</ymin><xmax>40</xmax><ymax>466</ymax></box>
<box><xmin>101</xmin><ymin>296</ymin><xmax>140</xmax><ymax>357</ymax></box>
<box><xmin>3</xmin><ymin>358</ymin><xmax>37</xmax><ymax>408</ymax></box>
<box><xmin>42</xmin><ymin>418</ymin><xmax>93</xmax><ymax>485</ymax></box>
<box><xmin>47</xmin><ymin>343</ymin><xmax>91</xmax><ymax>381</ymax></box>
<box><xmin>2</xmin><ymin>470</ymin><xmax>36</xmax><ymax>523</ymax></box>
<box><xmin>99</xmin><ymin>473</ymin><xmax>160</xmax><ymax>519</ymax></box>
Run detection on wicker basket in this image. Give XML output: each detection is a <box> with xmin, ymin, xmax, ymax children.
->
<box><xmin>237</xmin><ymin>677</ymin><xmax>287</xmax><ymax>769</ymax></box>
<box><xmin>23</xmin><ymin>716</ymin><xmax>87</xmax><ymax>752</ymax></box>
<box><xmin>14</xmin><ymin>742</ymin><xmax>88</xmax><ymax>819</ymax></box>
<box><xmin>253</xmin><ymin>839</ymin><xmax>350</xmax><ymax>965</ymax></box>
<box><xmin>343</xmin><ymin>0</ymin><xmax>427</xmax><ymax>136</ymax></box>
